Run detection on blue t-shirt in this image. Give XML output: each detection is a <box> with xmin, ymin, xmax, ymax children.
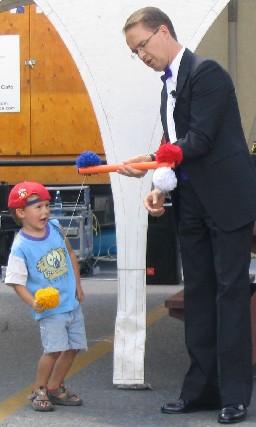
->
<box><xmin>5</xmin><ymin>219</ymin><xmax>79</xmax><ymax>320</ymax></box>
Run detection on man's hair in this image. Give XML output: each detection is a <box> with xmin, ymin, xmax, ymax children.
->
<box><xmin>123</xmin><ymin>7</ymin><xmax>177</xmax><ymax>41</ymax></box>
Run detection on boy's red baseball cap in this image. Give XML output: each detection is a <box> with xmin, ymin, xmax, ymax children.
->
<box><xmin>8</xmin><ymin>182</ymin><xmax>51</xmax><ymax>208</ymax></box>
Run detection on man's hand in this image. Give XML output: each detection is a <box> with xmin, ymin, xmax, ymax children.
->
<box><xmin>144</xmin><ymin>188</ymin><xmax>166</xmax><ymax>217</ymax></box>
<box><xmin>117</xmin><ymin>155</ymin><xmax>151</xmax><ymax>178</ymax></box>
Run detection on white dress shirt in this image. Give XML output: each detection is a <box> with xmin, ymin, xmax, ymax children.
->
<box><xmin>165</xmin><ymin>47</ymin><xmax>185</xmax><ymax>143</ymax></box>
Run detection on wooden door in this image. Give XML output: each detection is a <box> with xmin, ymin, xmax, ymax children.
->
<box><xmin>0</xmin><ymin>5</ymin><xmax>108</xmax><ymax>184</ymax></box>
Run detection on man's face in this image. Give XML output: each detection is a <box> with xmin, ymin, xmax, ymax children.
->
<box><xmin>125</xmin><ymin>23</ymin><xmax>170</xmax><ymax>72</ymax></box>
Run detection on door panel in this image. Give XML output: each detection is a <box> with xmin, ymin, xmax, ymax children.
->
<box><xmin>29</xmin><ymin>5</ymin><xmax>103</xmax><ymax>155</ymax></box>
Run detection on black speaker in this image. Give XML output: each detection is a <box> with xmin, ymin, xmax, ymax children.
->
<box><xmin>0</xmin><ymin>181</ymin><xmax>9</xmax><ymax>211</ymax></box>
<box><xmin>146</xmin><ymin>205</ymin><xmax>181</xmax><ymax>285</ymax></box>
<box><xmin>0</xmin><ymin>213</ymin><xmax>20</xmax><ymax>267</ymax></box>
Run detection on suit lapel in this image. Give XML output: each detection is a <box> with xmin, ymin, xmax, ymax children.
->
<box><xmin>176</xmin><ymin>48</ymin><xmax>194</xmax><ymax>99</ymax></box>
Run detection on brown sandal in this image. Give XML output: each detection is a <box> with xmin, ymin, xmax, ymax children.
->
<box><xmin>30</xmin><ymin>386</ymin><xmax>54</xmax><ymax>412</ymax></box>
<box><xmin>48</xmin><ymin>384</ymin><xmax>82</xmax><ymax>406</ymax></box>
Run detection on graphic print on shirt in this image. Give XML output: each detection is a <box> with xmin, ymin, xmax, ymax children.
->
<box><xmin>37</xmin><ymin>247</ymin><xmax>68</xmax><ymax>280</ymax></box>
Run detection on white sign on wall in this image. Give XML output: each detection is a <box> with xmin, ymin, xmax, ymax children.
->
<box><xmin>0</xmin><ymin>35</ymin><xmax>20</xmax><ymax>113</ymax></box>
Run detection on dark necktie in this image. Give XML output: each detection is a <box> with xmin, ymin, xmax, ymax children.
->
<box><xmin>160</xmin><ymin>66</ymin><xmax>172</xmax><ymax>84</ymax></box>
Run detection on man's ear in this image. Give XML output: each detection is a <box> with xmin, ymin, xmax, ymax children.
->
<box><xmin>159</xmin><ymin>24</ymin><xmax>169</xmax><ymax>35</ymax></box>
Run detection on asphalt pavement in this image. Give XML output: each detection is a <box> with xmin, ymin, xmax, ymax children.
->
<box><xmin>1</xmin><ymin>260</ymin><xmax>256</xmax><ymax>427</ymax></box>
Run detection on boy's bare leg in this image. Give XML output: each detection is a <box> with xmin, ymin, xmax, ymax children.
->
<box><xmin>29</xmin><ymin>352</ymin><xmax>60</xmax><ymax>411</ymax></box>
<box><xmin>47</xmin><ymin>350</ymin><xmax>81</xmax><ymax>403</ymax></box>
<box><xmin>35</xmin><ymin>352</ymin><xmax>60</xmax><ymax>389</ymax></box>
<box><xmin>47</xmin><ymin>349</ymin><xmax>78</xmax><ymax>392</ymax></box>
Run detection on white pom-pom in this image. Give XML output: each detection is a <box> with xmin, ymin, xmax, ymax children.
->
<box><xmin>152</xmin><ymin>167</ymin><xmax>177</xmax><ymax>192</ymax></box>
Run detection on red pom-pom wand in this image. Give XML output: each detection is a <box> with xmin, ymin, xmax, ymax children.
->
<box><xmin>156</xmin><ymin>143</ymin><xmax>183</xmax><ymax>165</ymax></box>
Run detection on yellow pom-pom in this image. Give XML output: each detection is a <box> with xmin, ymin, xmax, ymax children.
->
<box><xmin>35</xmin><ymin>287</ymin><xmax>60</xmax><ymax>310</ymax></box>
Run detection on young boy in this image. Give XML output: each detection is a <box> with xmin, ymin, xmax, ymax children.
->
<box><xmin>5</xmin><ymin>181</ymin><xmax>87</xmax><ymax>412</ymax></box>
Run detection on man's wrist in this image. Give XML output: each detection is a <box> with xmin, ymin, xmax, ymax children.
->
<box><xmin>146</xmin><ymin>153</ymin><xmax>156</xmax><ymax>161</ymax></box>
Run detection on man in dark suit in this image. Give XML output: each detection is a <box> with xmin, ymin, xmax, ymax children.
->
<box><xmin>119</xmin><ymin>6</ymin><xmax>256</xmax><ymax>424</ymax></box>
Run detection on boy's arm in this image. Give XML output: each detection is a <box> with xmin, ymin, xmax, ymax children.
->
<box><xmin>5</xmin><ymin>254</ymin><xmax>43</xmax><ymax>313</ymax></box>
<box><xmin>62</xmin><ymin>228</ymin><xmax>85</xmax><ymax>302</ymax></box>
<box><xmin>12</xmin><ymin>284</ymin><xmax>44</xmax><ymax>313</ymax></box>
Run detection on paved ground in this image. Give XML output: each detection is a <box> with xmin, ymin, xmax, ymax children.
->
<box><xmin>1</xmin><ymin>260</ymin><xmax>256</xmax><ymax>426</ymax></box>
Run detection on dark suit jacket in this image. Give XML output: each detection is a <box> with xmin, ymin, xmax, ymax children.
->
<box><xmin>161</xmin><ymin>48</ymin><xmax>256</xmax><ymax>231</ymax></box>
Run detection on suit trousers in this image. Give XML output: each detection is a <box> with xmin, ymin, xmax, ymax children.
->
<box><xmin>175</xmin><ymin>180</ymin><xmax>254</xmax><ymax>407</ymax></box>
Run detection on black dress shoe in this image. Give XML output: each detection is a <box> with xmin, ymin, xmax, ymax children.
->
<box><xmin>161</xmin><ymin>398</ymin><xmax>198</xmax><ymax>414</ymax></box>
<box><xmin>218</xmin><ymin>404</ymin><xmax>247</xmax><ymax>424</ymax></box>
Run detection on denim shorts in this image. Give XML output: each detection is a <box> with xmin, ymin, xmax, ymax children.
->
<box><xmin>39</xmin><ymin>305</ymin><xmax>87</xmax><ymax>354</ymax></box>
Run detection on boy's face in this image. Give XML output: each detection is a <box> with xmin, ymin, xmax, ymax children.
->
<box><xmin>16</xmin><ymin>194</ymin><xmax>51</xmax><ymax>233</ymax></box>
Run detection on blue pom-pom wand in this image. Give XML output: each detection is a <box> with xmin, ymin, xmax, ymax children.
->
<box><xmin>76</xmin><ymin>150</ymin><xmax>174</xmax><ymax>175</ymax></box>
<box><xmin>76</xmin><ymin>151</ymin><xmax>102</xmax><ymax>168</ymax></box>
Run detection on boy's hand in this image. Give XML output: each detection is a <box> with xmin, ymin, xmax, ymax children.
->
<box><xmin>76</xmin><ymin>285</ymin><xmax>85</xmax><ymax>302</ymax></box>
<box><xmin>32</xmin><ymin>300</ymin><xmax>44</xmax><ymax>313</ymax></box>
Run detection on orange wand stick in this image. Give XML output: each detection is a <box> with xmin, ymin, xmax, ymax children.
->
<box><xmin>78</xmin><ymin>161</ymin><xmax>174</xmax><ymax>175</ymax></box>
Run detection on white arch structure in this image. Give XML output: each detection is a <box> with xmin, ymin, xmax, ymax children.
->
<box><xmin>4</xmin><ymin>0</ymin><xmax>230</xmax><ymax>384</ymax></box>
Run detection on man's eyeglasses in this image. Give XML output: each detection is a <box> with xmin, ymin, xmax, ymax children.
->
<box><xmin>131</xmin><ymin>28</ymin><xmax>160</xmax><ymax>59</ymax></box>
